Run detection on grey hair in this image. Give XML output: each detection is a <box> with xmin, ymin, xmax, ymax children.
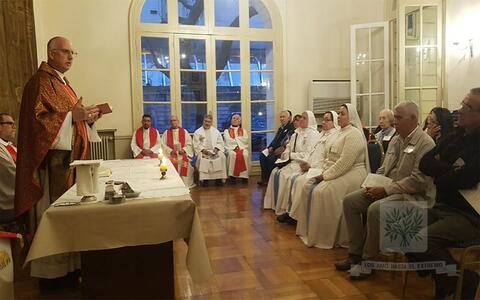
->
<box><xmin>379</xmin><ymin>108</ymin><xmax>394</xmax><ymax>124</ymax></box>
<box><xmin>394</xmin><ymin>101</ymin><xmax>419</xmax><ymax>120</ymax></box>
<box><xmin>0</xmin><ymin>113</ymin><xmax>12</xmax><ymax>122</ymax></box>
<box><xmin>203</xmin><ymin>114</ymin><xmax>213</xmax><ymax>121</ymax></box>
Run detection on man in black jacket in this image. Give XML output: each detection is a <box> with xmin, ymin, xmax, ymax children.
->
<box><xmin>258</xmin><ymin>110</ymin><xmax>295</xmax><ymax>186</ymax></box>
<box><xmin>408</xmin><ymin>88</ymin><xmax>480</xmax><ymax>299</ymax></box>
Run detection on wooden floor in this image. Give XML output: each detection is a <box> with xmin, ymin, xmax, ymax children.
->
<box><xmin>15</xmin><ymin>176</ymin><xmax>436</xmax><ymax>299</ymax></box>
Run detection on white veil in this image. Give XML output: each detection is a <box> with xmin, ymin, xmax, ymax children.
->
<box><xmin>305</xmin><ymin>110</ymin><xmax>318</xmax><ymax>131</ymax></box>
<box><xmin>343</xmin><ymin>103</ymin><xmax>371</xmax><ymax>173</ymax></box>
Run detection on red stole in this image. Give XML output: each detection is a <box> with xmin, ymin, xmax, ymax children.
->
<box><xmin>166</xmin><ymin>128</ymin><xmax>188</xmax><ymax>177</ymax></box>
<box><xmin>135</xmin><ymin>127</ymin><xmax>158</xmax><ymax>158</ymax></box>
<box><xmin>5</xmin><ymin>145</ymin><xmax>16</xmax><ymax>164</ymax></box>
<box><xmin>228</xmin><ymin>127</ymin><xmax>247</xmax><ymax>176</ymax></box>
<box><xmin>62</xmin><ymin>84</ymin><xmax>89</xmax><ymax>160</ymax></box>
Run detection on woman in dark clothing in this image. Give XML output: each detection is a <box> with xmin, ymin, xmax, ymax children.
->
<box><xmin>423</xmin><ymin>107</ymin><xmax>454</xmax><ymax>144</ymax></box>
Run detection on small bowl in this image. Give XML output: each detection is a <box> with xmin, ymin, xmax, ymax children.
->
<box><xmin>124</xmin><ymin>191</ymin><xmax>141</xmax><ymax>198</ymax></box>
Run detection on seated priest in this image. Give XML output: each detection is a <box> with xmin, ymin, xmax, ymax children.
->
<box><xmin>223</xmin><ymin>114</ymin><xmax>249</xmax><ymax>184</ymax></box>
<box><xmin>162</xmin><ymin>115</ymin><xmax>195</xmax><ymax>188</ymax></box>
<box><xmin>131</xmin><ymin>114</ymin><xmax>163</xmax><ymax>159</ymax></box>
<box><xmin>193</xmin><ymin>114</ymin><xmax>227</xmax><ymax>187</ymax></box>
<box><xmin>0</xmin><ymin>113</ymin><xmax>16</xmax><ymax>224</ymax></box>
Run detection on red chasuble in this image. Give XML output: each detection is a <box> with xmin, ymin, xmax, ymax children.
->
<box><xmin>166</xmin><ymin>128</ymin><xmax>188</xmax><ymax>177</ymax></box>
<box><xmin>15</xmin><ymin>62</ymin><xmax>89</xmax><ymax>217</ymax></box>
<box><xmin>135</xmin><ymin>127</ymin><xmax>158</xmax><ymax>159</ymax></box>
<box><xmin>228</xmin><ymin>127</ymin><xmax>247</xmax><ymax>176</ymax></box>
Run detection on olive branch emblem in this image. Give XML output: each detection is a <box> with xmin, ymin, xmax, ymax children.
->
<box><xmin>383</xmin><ymin>206</ymin><xmax>424</xmax><ymax>248</ymax></box>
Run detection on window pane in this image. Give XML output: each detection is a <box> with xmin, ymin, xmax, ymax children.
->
<box><xmin>143</xmin><ymin>71</ymin><xmax>170</xmax><ymax>102</ymax></box>
<box><xmin>182</xmin><ymin>103</ymin><xmax>207</xmax><ymax>132</ymax></box>
<box><xmin>422</xmin><ymin>48</ymin><xmax>437</xmax><ymax>86</ymax></box>
<box><xmin>249</xmin><ymin>0</ymin><xmax>272</xmax><ymax>28</ymax></box>
<box><xmin>357</xmin><ymin>95</ymin><xmax>370</xmax><ymax>129</ymax></box>
<box><xmin>251</xmin><ymin>132</ymin><xmax>275</xmax><ymax>161</ymax></box>
<box><xmin>371</xmin><ymin>27</ymin><xmax>384</xmax><ymax>59</ymax></box>
<box><xmin>355</xmin><ymin>61</ymin><xmax>370</xmax><ymax>94</ymax></box>
<box><xmin>405</xmin><ymin>6</ymin><xmax>420</xmax><ymax>46</ymax></box>
<box><xmin>250</xmin><ymin>72</ymin><xmax>273</xmax><ymax>100</ymax></box>
<box><xmin>141</xmin><ymin>37</ymin><xmax>170</xmax><ymax>69</ymax></box>
<box><xmin>178</xmin><ymin>0</ymin><xmax>204</xmax><ymax>25</ymax></box>
<box><xmin>371</xmin><ymin>94</ymin><xmax>385</xmax><ymax>129</ymax></box>
<box><xmin>141</xmin><ymin>0</ymin><xmax>167</xmax><ymax>24</ymax></box>
<box><xmin>250</xmin><ymin>41</ymin><xmax>273</xmax><ymax>70</ymax></box>
<box><xmin>251</xmin><ymin>101</ymin><xmax>274</xmax><ymax>131</ymax></box>
<box><xmin>143</xmin><ymin>103</ymin><xmax>171</xmax><ymax>133</ymax></box>
<box><xmin>217</xmin><ymin>103</ymin><xmax>242</xmax><ymax>131</ymax></box>
<box><xmin>405</xmin><ymin>89</ymin><xmax>420</xmax><ymax>103</ymax></box>
<box><xmin>181</xmin><ymin>72</ymin><xmax>207</xmax><ymax>101</ymax></box>
<box><xmin>371</xmin><ymin>61</ymin><xmax>384</xmax><ymax>93</ymax></box>
<box><xmin>180</xmin><ymin>39</ymin><xmax>206</xmax><ymax>70</ymax></box>
<box><xmin>405</xmin><ymin>48</ymin><xmax>420</xmax><ymax>87</ymax></box>
<box><xmin>215</xmin><ymin>0</ymin><xmax>239</xmax><ymax>27</ymax></box>
<box><xmin>422</xmin><ymin>6</ymin><xmax>437</xmax><ymax>45</ymax></box>
<box><xmin>355</xmin><ymin>28</ymin><xmax>369</xmax><ymax>60</ymax></box>
<box><xmin>216</xmin><ymin>72</ymin><xmax>241</xmax><ymax>101</ymax></box>
<box><xmin>216</xmin><ymin>40</ymin><xmax>240</xmax><ymax>70</ymax></box>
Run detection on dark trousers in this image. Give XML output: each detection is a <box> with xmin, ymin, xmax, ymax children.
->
<box><xmin>259</xmin><ymin>153</ymin><xmax>277</xmax><ymax>183</ymax></box>
<box><xmin>407</xmin><ymin>205</ymin><xmax>480</xmax><ymax>295</ymax></box>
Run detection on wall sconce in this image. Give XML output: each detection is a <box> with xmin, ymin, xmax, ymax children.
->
<box><xmin>453</xmin><ymin>39</ymin><xmax>474</xmax><ymax>58</ymax></box>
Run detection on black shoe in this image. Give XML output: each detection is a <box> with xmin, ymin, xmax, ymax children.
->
<box><xmin>257</xmin><ymin>181</ymin><xmax>266</xmax><ymax>186</ymax></box>
<box><xmin>201</xmin><ymin>181</ymin><xmax>208</xmax><ymax>187</ymax></box>
<box><xmin>241</xmin><ymin>178</ymin><xmax>248</xmax><ymax>184</ymax></box>
<box><xmin>335</xmin><ymin>254</ymin><xmax>362</xmax><ymax>271</ymax></box>
<box><xmin>276</xmin><ymin>213</ymin><xmax>289</xmax><ymax>223</ymax></box>
<box><xmin>286</xmin><ymin>215</ymin><xmax>297</xmax><ymax>225</ymax></box>
<box><xmin>229</xmin><ymin>177</ymin><xmax>237</xmax><ymax>185</ymax></box>
<box><xmin>215</xmin><ymin>179</ymin><xmax>224</xmax><ymax>186</ymax></box>
<box><xmin>433</xmin><ymin>274</ymin><xmax>456</xmax><ymax>300</ymax></box>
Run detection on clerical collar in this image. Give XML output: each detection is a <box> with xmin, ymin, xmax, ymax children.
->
<box><xmin>231</xmin><ymin>125</ymin><xmax>239</xmax><ymax>128</ymax></box>
<box><xmin>54</xmin><ymin>69</ymin><xmax>66</xmax><ymax>84</ymax></box>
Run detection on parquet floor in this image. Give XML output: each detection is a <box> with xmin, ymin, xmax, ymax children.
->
<box><xmin>14</xmin><ymin>176</ymin><xmax>435</xmax><ymax>299</ymax></box>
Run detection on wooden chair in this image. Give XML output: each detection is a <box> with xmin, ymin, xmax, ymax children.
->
<box><xmin>401</xmin><ymin>244</ymin><xmax>480</xmax><ymax>299</ymax></box>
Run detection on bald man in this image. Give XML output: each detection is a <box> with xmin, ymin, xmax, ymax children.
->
<box><xmin>17</xmin><ymin>36</ymin><xmax>102</xmax><ymax>287</ymax></box>
<box><xmin>162</xmin><ymin>115</ymin><xmax>195</xmax><ymax>188</ymax></box>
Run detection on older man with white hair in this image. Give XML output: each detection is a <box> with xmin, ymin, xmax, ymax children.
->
<box><xmin>335</xmin><ymin>101</ymin><xmax>435</xmax><ymax>278</ymax></box>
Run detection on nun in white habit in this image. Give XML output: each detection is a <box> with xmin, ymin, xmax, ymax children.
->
<box><xmin>281</xmin><ymin>111</ymin><xmax>340</xmax><ymax>223</ymax></box>
<box><xmin>295</xmin><ymin>103</ymin><xmax>369</xmax><ymax>249</ymax></box>
<box><xmin>263</xmin><ymin>111</ymin><xmax>321</xmax><ymax>214</ymax></box>
<box><xmin>193</xmin><ymin>115</ymin><xmax>227</xmax><ymax>184</ymax></box>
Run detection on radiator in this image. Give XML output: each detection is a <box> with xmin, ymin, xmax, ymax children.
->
<box><xmin>89</xmin><ymin>130</ymin><xmax>116</xmax><ymax>160</ymax></box>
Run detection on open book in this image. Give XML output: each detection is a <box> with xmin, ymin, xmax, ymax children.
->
<box><xmin>361</xmin><ymin>173</ymin><xmax>393</xmax><ymax>188</ymax></box>
<box><xmin>460</xmin><ymin>184</ymin><xmax>480</xmax><ymax>215</ymax></box>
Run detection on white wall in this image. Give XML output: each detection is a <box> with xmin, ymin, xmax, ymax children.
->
<box><xmin>445</xmin><ymin>0</ymin><xmax>480</xmax><ymax>109</ymax></box>
<box><xmin>33</xmin><ymin>0</ymin><xmax>384</xmax><ymax>156</ymax></box>
<box><xmin>278</xmin><ymin>0</ymin><xmax>385</xmax><ymax>114</ymax></box>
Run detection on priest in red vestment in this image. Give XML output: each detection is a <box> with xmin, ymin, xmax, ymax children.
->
<box><xmin>131</xmin><ymin>114</ymin><xmax>163</xmax><ymax>159</ymax></box>
<box><xmin>15</xmin><ymin>36</ymin><xmax>102</xmax><ymax>284</ymax></box>
<box><xmin>162</xmin><ymin>115</ymin><xmax>195</xmax><ymax>188</ymax></box>
<box><xmin>223</xmin><ymin>114</ymin><xmax>249</xmax><ymax>183</ymax></box>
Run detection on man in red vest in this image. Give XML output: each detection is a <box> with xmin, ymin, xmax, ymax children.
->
<box><xmin>0</xmin><ymin>113</ymin><xmax>16</xmax><ymax>223</ymax></box>
<box><xmin>162</xmin><ymin>115</ymin><xmax>195</xmax><ymax>188</ymax></box>
<box><xmin>131</xmin><ymin>114</ymin><xmax>163</xmax><ymax>159</ymax></box>
<box><xmin>223</xmin><ymin>114</ymin><xmax>249</xmax><ymax>184</ymax></box>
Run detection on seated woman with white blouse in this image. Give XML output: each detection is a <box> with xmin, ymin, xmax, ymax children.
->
<box><xmin>295</xmin><ymin>104</ymin><xmax>369</xmax><ymax>249</ymax></box>
<box><xmin>263</xmin><ymin>111</ymin><xmax>321</xmax><ymax>215</ymax></box>
<box><xmin>280</xmin><ymin>111</ymin><xmax>340</xmax><ymax>224</ymax></box>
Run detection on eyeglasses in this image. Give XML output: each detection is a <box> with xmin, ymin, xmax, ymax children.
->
<box><xmin>460</xmin><ymin>100</ymin><xmax>480</xmax><ymax>113</ymax></box>
<box><xmin>52</xmin><ymin>49</ymin><xmax>78</xmax><ymax>56</ymax></box>
<box><xmin>0</xmin><ymin>121</ymin><xmax>15</xmax><ymax>126</ymax></box>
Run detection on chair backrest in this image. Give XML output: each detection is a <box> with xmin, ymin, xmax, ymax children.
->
<box><xmin>367</xmin><ymin>142</ymin><xmax>383</xmax><ymax>173</ymax></box>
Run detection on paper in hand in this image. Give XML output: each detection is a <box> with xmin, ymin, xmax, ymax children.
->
<box><xmin>261</xmin><ymin>148</ymin><xmax>270</xmax><ymax>157</ymax></box>
<box><xmin>361</xmin><ymin>174</ymin><xmax>393</xmax><ymax>188</ymax></box>
<box><xmin>96</xmin><ymin>103</ymin><xmax>113</xmax><ymax>114</ymax></box>
<box><xmin>306</xmin><ymin>168</ymin><xmax>323</xmax><ymax>179</ymax></box>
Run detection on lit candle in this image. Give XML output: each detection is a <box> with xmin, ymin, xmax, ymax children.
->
<box><xmin>160</xmin><ymin>163</ymin><xmax>168</xmax><ymax>172</ymax></box>
<box><xmin>158</xmin><ymin>152</ymin><xmax>164</xmax><ymax>161</ymax></box>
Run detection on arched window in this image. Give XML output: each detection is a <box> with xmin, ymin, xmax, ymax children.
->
<box><xmin>130</xmin><ymin>0</ymin><xmax>282</xmax><ymax>161</ymax></box>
